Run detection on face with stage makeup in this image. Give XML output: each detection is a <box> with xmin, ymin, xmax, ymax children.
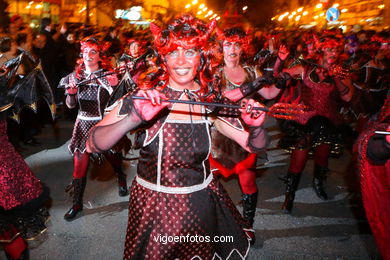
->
<box><xmin>164</xmin><ymin>47</ymin><xmax>200</xmax><ymax>89</ymax></box>
<box><xmin>129</xmin><ymin>41</ymin><xmax>140</xmax><ymax>58</ymax></box>
<box><xmin>223</xmin><ymin>40</ymin><xmax>242</xmax><ymax>64</ymax></box>
<box><xmin>323</xmin><ymin>47</ymin><xmax>339</xmax><ymax>65</ymax></box>
<box><xmin>82</xmin><ymin>45</ymin><xmax>101</xmax><ymax>68</ymax></box>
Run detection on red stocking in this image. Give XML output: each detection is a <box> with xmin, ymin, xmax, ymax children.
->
<box><xmin>235</xmin><ymin>153</ymin><xmax>257</xmax><ymax>194</ymax></box>
<box><xmin>288</xmin><ymin>149</ymin><xmax>309</xmax><ymax>174</ymax></box>
<box><xmin>72</xmin><ymin>151</ymin><xmax>90</xmax><ymax>179</ymax></box>
<box><xmin>209</xmin><ymin>156</ymin><xmax>235</xmax><ymax>178</ymax></box>
<box><xmin>2</xmin><ymin>236</ymin><xmax>27</xmax><ymax>260</ymax></box>
<box><xmin>314</xmin><ymin>144</ymin><xmax>331</xmax><ymax>167</ymax></box>
<box><xmin>237</xmin><ymin>170</ymin><xmax>257</xmax><ymax>194</ymax></box>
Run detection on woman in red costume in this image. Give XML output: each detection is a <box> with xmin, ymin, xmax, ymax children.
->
<box><xmin>210</xmin><ymin>27</ymin><xmax>281</xmax><ymax>240</ymax></box>
<box><xmin>59</xmin><ymin>37</ymin><xmax>128</xmax><ymax>221</ymax></box>
<box><xmin>355</xmin><ymin>95</ymin><xmax>389</xmax><ymax>260</ymax></box>
<box><xmin>0</xmin><ymin>38</ymin><xmax>50</xmax><ymax>260</ymax></box>
<box><xmin>118</xmin><ymin>39</ymin><xmax>147</xmax><ymax>85</ymax></box>
<box><xmin>274</xmin><ymin>36</ymin><xmax>353</xmax><ymax>213</ymax></box>
<box><xmin>86</xmin><ymin>14</ymin><xmax>269</xmax><ymax>259</ymax></box>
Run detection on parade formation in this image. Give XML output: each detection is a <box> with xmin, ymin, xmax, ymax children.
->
<box><xmin>0</xmin><ymin>1</ymin><xmax>389</xmax><ymax>259</ymax></box>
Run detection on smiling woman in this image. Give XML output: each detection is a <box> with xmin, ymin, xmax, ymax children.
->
<box><xmin>58</xmin><ymin>37</ymin><xmax>129</xmax><ymax>222</ymax></box>
<box><xmin>165</xmin><ymin>47</ymin><xmax>200</xmax><ymax>88</ymax></box>
<box><xmin>86</xmin><ymin>14</ymin><xmax>270</xmax><ymax>259</ymax></box>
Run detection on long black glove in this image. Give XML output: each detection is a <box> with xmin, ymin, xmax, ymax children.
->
<box><xmin>239</xmin><ymin>77</ymin><xmax>275</xmax><ymax>97</ymax></box>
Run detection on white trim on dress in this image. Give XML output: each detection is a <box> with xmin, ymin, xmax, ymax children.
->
<box><xmin>136</xmin><ymin>173</ymin><xmax>213</xmax><ymax>194</ymax></box>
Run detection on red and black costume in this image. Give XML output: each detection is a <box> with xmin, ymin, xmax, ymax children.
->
<box><xmin>211</xmin><ymin>65</ymin><xmax>261</xmax><ymax>227</ymax></box>
<box><xmin>120</xmin><ymin>87</ymin><xmax>252</xmax><ymax>259</ymax></box>
<box><xmin>351</xmin><ymin>35</ymin><xmax>389</xmax><ymax>132</ymax></box>
<box><xmin>86</xmin><ymin>15</ymin><xmax>267</xmax><ymax>259</ymax></box>
<box><xmin>118</xmin><ymin>39</ymin><xmax>147</xmax><ymax>86</ymax></box>
<box><xmin>59</xmin><ymin>38</ymin><xmax>128</xmax><ymax>221</ymax></box>
<box><xmin>209</xmin><ymin>28</ymin><xmax>264</xmax><ymax>236</ymax></box>
<box><xmin>355</xmin><ymin>95</ymin><xmax>389</xmax><ymax>260</ymax></box>
<box><xmin>276</xmin><ymin>36</ymin><xmax>352</xmax><ymax>213</ymax></box>
<box><xmin>0</xmin><ymin>50</ymin><xmax>52</xmax><ymax>260</ymax></box>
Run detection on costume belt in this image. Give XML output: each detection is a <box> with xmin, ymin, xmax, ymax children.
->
<box><xmin>136</xmin><ymin>173</ymin><xmax>213</xmax><ymax>194</ymax></box>
<box><xmin>77</xmin><ymin>114</ymin><xmax>102</xmax><ymax>121</ymax></box>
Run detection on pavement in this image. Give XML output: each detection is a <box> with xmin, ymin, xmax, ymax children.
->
<box><xmin>1</xmin><ymin>116</ymin><xmax>381</xmax><ymax>260</ymax></box>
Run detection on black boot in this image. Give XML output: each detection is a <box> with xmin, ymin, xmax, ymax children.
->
<box><xmin>117</xmin><ymin>171</ymin><xmax>129</xmax><ymax>197</ymax></box>
<box><xmin>242</xmin><ymin>192</ymin><xmax>258</xmax><ymax>226</ymax></box>
<box><xmin>312</xmin><ymin>165</ymin><xmax>328</xmax><ymax>200</ymax></box>
<box><xmin>64</xmin><ymin>177</ymin><xmax>86</xmax><ymax>221</ymax></box>
<box><xmin>282</xmin><ymin>172</ymin><xmax>301</xmax><ymax>213</ymax></box>
<box><xmin>242</xmin><ymin>192</ymin><xmax>258</xmax><ymax>245</ymax></box>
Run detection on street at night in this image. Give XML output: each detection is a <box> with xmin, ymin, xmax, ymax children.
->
<box><xmin>9</xmin><ymin>117</ymin><xmax>379</xmax><ymax>260</ymax></box>
<box><xmin>1</xmin><ymin>0</ymin><xmax>389</xmax><ymax>259</ymax></box>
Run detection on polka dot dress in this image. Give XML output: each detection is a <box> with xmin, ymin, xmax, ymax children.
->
<box><xmin>62</xmin><ymin>72</ymin><xmax>112</xmax><ymax>155</ymax></box>
<box><xmin>123</xmin><ymin>87</ymin><xmax>250</xmax><ymax>259</ymax></box>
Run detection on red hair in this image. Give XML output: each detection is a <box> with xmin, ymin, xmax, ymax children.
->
<box><xmin>75</xmin><ymin>37</ymin><xmax>112</xmax><ymax>79</ymax></box>
<box><xmin>216</xmin><ymin>27</ymin><xmax>254</xmax><ymax>57</ymax></box>
<box><xmin>124</xmin><ymin>39</ymin><xmax>147</xmax><ymax>56</ymax></box>
<box><xmin>149</xmin><ymin>14</ymin><xmax>217</xmax><ymax>95</ymax></box>
<box><xmin>317</xmin><ymin>36</ymin><xmax>343</xmax><ymax>50</ymax></box>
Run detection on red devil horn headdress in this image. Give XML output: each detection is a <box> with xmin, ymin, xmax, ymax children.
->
<box><xmin>150</xmin><ymin>14</ymin><xmax>216</xmax><ymax>55</ymax></box>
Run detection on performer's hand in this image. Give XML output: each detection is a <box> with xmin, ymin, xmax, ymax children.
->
<box><xmin>278</xmin><ymin>44</ymin><xmax>289</xmax><ymax>61</ymax></box>
<box><xmin>239</xmin><ymin>99</ymin><xmax>266</xmax><ymax>127</ymax></box>
<box><xmin>127</xmin><ymin>61</ymin><xmax>135</xmax><ymax>70</ymax></box>
<box><xmin>386</xmin><ymin>125</ymin><xmax>390</xmax><ymax>144</ymax></box>
<box><xmin>133</xmin><ymin>89</ymin><xmax>169</xmax><ymax>121</ymax></box>
<box><xmin>328</xmin><ymin>64</ymin><xmax>350</xmax><ymax>79</ymax></box>
<box><xmin>106</xmin><ymin>74</ymin><xmax>119</xmax><ymax>86</ymax></box>
<box><xmin>65</xmin><ymin>82</ymin><xmax>78</xmax><ymax>95</ymax></box>
<box><xmin>118</xmin><ymin>64</ymin><xmax>127</xmax><ymax>74</ymax></box>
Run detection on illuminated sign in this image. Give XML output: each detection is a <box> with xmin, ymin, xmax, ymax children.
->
<box><xmin>115</xmin><ymin>6</ymin><xmax>142</xmax><ymax>21</ymax></box>
<box><xmin>326</xmin><ymin>7</ymin><xmax>340</xmax><ymax>21</ymax></box>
